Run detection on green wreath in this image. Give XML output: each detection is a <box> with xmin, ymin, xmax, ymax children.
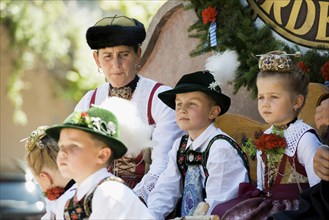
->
<box><xmin>185</xmin><ymin>0</ymin><xmax>329</xmax><ymax>97</ymax></box>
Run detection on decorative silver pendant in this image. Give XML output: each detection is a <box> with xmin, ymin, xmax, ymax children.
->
<box><xmin>188</xmin><ymin>153</ymin><xmax>194</xmax><ymax>162</ymax></box>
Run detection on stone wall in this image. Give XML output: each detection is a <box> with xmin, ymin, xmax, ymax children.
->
<box><xmin>140</xmin><ymin>1</ymin><xmax>262</xmax><ymax>122</ymax></box>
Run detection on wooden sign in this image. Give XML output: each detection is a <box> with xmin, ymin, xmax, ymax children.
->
<box><xmin>247</xmin><ymin>0</ymin><xmax>329</xmax><ymax>48</ymax></box>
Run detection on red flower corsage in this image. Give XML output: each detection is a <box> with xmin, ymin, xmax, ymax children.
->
<box><xmin>44</xmin><ymin>186</ymin><xmax>65</xmax><ymax>201</ymax></box>
<box><xmin>256</xmin><ymin>133</ymin><xmax>287</xmax><ymax>153</ymax></box>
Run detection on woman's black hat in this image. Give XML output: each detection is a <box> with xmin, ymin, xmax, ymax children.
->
<box><xmin>86</xmin><ymin>15</ymin><xmax>146</xmax><ymax>49</ymax></box>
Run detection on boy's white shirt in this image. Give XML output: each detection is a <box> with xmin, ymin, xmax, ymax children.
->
<box><xmin>147</xmin><ymin>123</ymin><xmax>249</xmax><ymax>219</ymax></box>
<box><xmin>55</xmin><ymin>168</ymin><xmax>154</xmax><ymax>219</ymax></box>
<box><xmin>42</xmin><ymin>199</ymin><xmax>54</xmax><ymax>220</ymax></box>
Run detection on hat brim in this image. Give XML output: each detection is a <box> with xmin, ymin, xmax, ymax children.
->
<box><xmin>158</xmin><ymin>84</ymin><xmax>231</xmax><ymax>116</ymax></box>
<box><xmin>46</xmin><ymin>124</ymin><xmax>127</xmax><ymax>159</ymax></box>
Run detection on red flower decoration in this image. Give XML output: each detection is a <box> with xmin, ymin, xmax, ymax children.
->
<box><xmin>71</xmin><ymin>213</ymin><xmax>79</xmax><ymax>220</ymax></box>
<box><xmin>243</xmin><ymin>128</ymin><xmax>287</xmax><ymax>188</ymax></box>
<box><xmin>196</xmin><ymin>155</ymin><xmax>202</xmax><ymax>161</ymax></box>
<box><xmin>297</xmin><ymin>61</ymin><xmax>310</xmax><ymax>74</ymax></box>
<box><xmin>81</xmin><ymin>112</ymin><xmax>88</xmax><ymax>116</ymax></box>
<box><xmin>321</xmin><ymin>61</ymin><xmax>329</xmax><ymax>81</ymax></box>
<box><xmin>201</xmin><ymin>6</ymin><xmax>218</xmax><ymax>24</ymax></box>
<box><xmin>44</xmin><ymin>186</ymin><xmax>65</xmax><ymax>201</ymax></box>
<box><xmin>256</xmin><ymin>133</ymin><xmax>286</xmax><ymax>154</ymax></box>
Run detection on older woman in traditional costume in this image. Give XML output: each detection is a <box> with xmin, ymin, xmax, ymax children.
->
<box><xmin>74</xmin><ymin>15</ymin><xmax>183</xmax><ymax>202</ymax></box>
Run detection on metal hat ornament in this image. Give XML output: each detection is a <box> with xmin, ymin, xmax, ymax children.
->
<box><xmin>46</xmin><ymin>107</ymin><xmax>127</xmax><ymax>159</ymax></box>
<box><xmin>21</xmin><ymin>125</ymin><xmax>49</xmax><ymax>152</ymax></box>
<box><xmin>257</xmin><ymin>50</ymin><xmax>301</xmax><ymax>73</ymax></box>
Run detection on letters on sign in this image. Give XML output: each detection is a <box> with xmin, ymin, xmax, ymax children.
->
<box><xmin>247</xmin><ymin>0</ymin><xmax>329</xmax><ymax>48</ymax></box>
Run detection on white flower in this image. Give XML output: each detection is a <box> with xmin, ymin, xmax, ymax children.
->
<box><xmin>107</xmin><ymin>121</ymin><xmax>116</xmax><ymax>135</ymax></box>
<box><xmin>91</xmin><ymin>117</ymin><xmax>102</xmax><ymax>131</ymax></box>
<box><xmin>208</xmin><ymin>81</ymin><xmax>220</xmax><ymax>91</ymax></box>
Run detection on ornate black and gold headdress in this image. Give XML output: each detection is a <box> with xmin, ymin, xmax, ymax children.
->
<box><xmin>21</xmin><ymin>125</ymin><xmax>49</xmax><ymax>152</ymax></box>
<box><xmin>257</xmin><ymin>51</ymin><xmax>301</xmax><ymax>73</ymax></box>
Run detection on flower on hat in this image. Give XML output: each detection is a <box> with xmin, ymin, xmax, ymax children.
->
<box><xmin>71</xmin><ymin>112</ymin><xmax>93</xmax><ymax>128</ymax></box>
<box><xmin>107</xmin><ymin>121</ymin><xmax>116</xmax><ymax>136</ymax></box>
<box><xmin>69</xmin><ymin>112</ymin><xmax>117</xmax><ymax>137</ymax></box>
<box><xmin>90</xmin><ymin>116</ymin><xmax>116</xmax><ymax>136</ymax></box>
<box><xmin>321</xmin><ymin>61</ymin><xmax>329</xmax><ymax>81</ymax></box>
<box><xmin>208</xmin><ymin>81</ymin><xmax>220</xmax><ymax>91</ymax></box>
<box><xmin>202</xmin><ymin>6</ymin><xmax>218</xmax><ymax>24</ymax></box>
<box><xmin>91</xmin><ymin>116</ymin><xmax>102</xmax><ymax>130</ymax></box>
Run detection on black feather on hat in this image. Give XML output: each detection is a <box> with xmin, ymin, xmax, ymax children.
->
<box><xmin>86</xmin><ymin>15</ymin><xmax>146</xmax><ymax>49</ymax></box>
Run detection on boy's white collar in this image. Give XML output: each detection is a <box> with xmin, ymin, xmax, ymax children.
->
<box><xmin>75</xmin><ymin>168</ymin><xmax>110</xmax><ymax>201</ymax></box>
<box><xmin>187</xmin><ymin>123</ymin><xmax>219</xmax><ymax>151</ymax></box>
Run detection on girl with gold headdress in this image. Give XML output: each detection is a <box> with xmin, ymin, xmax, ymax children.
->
<box><xmin>212</xmin><ymin>51</ymin><xmax>323</xmax><ymax>219</ymax></box>
<box><xmin>255</xmin><ymin>51</ymin><xmax>321</xmax><ymax>194</ymax></box>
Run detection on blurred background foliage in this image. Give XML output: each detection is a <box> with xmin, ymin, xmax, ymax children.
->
<box><xmin>0</xmin><ymin>0</ymin><xmax>165</xmax><ymax>125</ymax></box>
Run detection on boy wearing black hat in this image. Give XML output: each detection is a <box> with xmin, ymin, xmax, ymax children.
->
<box><xmin>46</xmin><ymin>107</ymin><xmax>154</xmax><ymax>219</ymax></box>
<box><xmin>76</xmin><ymin>15</ymin><xmax>183</xmax><ymax>202</ymax></box>
<box><xmin>147</xmin><ymin>70</ymin><xmax>249</xmax><ymax>219</ymax></box>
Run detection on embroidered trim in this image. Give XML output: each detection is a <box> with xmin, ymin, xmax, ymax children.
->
<box><xmin>64</xmin><ymin>176</ymin><xmax>125</xmax><ymax>220</ymax></box>
<box><xmin>177</xmin><ymin>134</ymin><xmax>250</xmax><ymax>184</ymax></box>
<box><xmin>266</xmin><ymin>120</ymin><xmax>317</xmax><ymax>156</ymax></box>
